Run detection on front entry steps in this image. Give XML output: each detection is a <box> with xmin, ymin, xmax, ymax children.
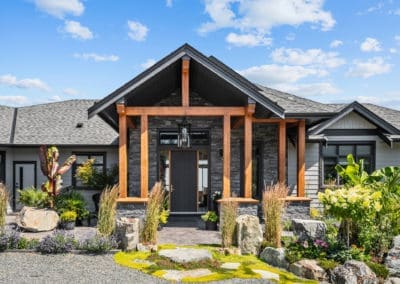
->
<box><xmin>166</xmin><ymin>212</ymin><xmax>204</xmax><ymax>227</ymax></box>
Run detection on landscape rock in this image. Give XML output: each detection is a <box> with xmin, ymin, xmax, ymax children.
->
<box><xmin>136</xmin><ymin>243</ymin><xmax>157</xmax><ymax>252</ymax></box>
<box><xmin>161</xmin><ymin>269</ymin><xmax>212</xmax><ymax>281</ymax></box>
<box><xmin>292</xmin><ymin>219</ymin><xmax>327</xmax><ymax>241</ymax></box>
<box><xmin>17</xmin><ymin>206</ymin><xmax>59</xmax><ymax>232</ymax></box>
<box><xmin>259</xmin><ymin>247</ymin><xmax>289</xmax><ymax>270</ymax></box>
<box><xmin>115</xmin><ymin>217</ymin><xmax>140</xmax><ymax>251</ymax></box>
<box><xmin>331</xmin><ymin>260</ymin><xmax>378</xmax><ymax>284</ymax></box>
<box><xmin>158</xmin><ymin>248</ymin><xmax>212</xmax><ymax>263</ymax></box>
<box><xmin>221</xmin><ymin>262</ymin><xmax>240</xmax><ymax>270</ymax></box>
<box><xmin>385</xmin><ymin>236</ymin><xmax>400</xmax><ymax>277</ymax></box>
<box><xmin>385</xmin><ymin>277</ymin><xmax>400</xmax><ymax>284</ymax></box>
<box><xmin>289</xmin><ymin>259</ymin><xmax>327</xmax><ymax>281</ymax></box>
<box><xmin>235</xmin><ymin>215</ymin><xmax>263</xmax><ymax>255</ymax></box>
<box><xmin>252</xmin><ymin>269</ymin><xmax>280</xmax><ymax>281</ymax></box>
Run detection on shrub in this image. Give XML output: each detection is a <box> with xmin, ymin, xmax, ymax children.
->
<box><xmin>0</xmin><ymin>232</ymin><xmax>9</xmax><ymax>251</ymax></box>
<box><xmin>36</xmin><ymin>231</ymin><xmax>76</xmax><ymax>254</ymax></box>
<box><xmin>318</xmin><ymin>259</ymin><xmax>340</xmax><ymax>271</ymax></box>
<box><xmin>0</xmin><ymin>183</ymin><xmax>8</xmax><ymax>231</ymax></box>
<box><xmin>75</xmin><ymin>159</ymin><xmax>118</xmax><ymax>190</ymax></box>
<box><xmin>55</xmin><ymin>190</ymin><xmax>89</xmax><ymax>221</ymax></box>
<box><xmin>17</xmin><ymin>237</ymin><xmax>39</xmax><ymax>250</ymax></box>
<box><xmin>18</xmin><ymin>187</ymin><xmax>50</xmax><ymax>208</ymax></box>
<box><xmin>60</xmin><ymin>210</ymin><xmax>77</xmax><ymax>222</ymax></box>
<box><xmin>220</xmin><ymin>200</ymin><xmax>238</xmax><ymax>248</ymax></box>
<box><xmin>78</xmin><ymin>235</ymin><xmax>118</xmax><ymax>254</ymax></box>
<box><xmin>201</xmin><ymin>211</ymin><xmax>218</xmax><ymax>222</ymax></box>
<box><xmin>141</xmin><ymin>183</ymin><xmax>166</xmax><ymax>244</ymax></box>
<box><xmin>366</xmin><ymin>261</ymin><xmax>389</xmax><ymax>279</ymax></box>
<box><xmin>97</xmin><ymin>184</ymin><xmax>119</xmax><ymax>236</ymax></box>
<box><xmin>285</xmin><ymin>239</ymin><xmax>329</xmax><ymax>263</ymax></box>
<box><xmin>262</xmin><ymin>183</ymin><xmax>288</xmax><ymax>248</ymax></box>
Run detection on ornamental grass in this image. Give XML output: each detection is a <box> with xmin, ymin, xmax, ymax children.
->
<box><xmin>262</xmin><ymin>183</ymin><xmax>288</xmax><ymax>248</ymax></box>
<box><xmin>0</xmin><ymin>183</ymin><xmax>8</xmax><ymax>232</ymax></box>
<box><xmin>97</xmin><ymin>184</ymin><xmax>119</xmax><ymax>236</ymax></box>
<box><xmin>141</xmin><ymin>182</ymin><xmax>165</xmax><ymax>245</ymax></box>
<box><xmin>220</xmin><ymin>200</ymin><xmax>238</xmax><ymax>248</ymax></box>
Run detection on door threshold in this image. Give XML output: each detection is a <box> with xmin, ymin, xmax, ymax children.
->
<box><xmin>170</xmin><ymin>211</ymin><xmax>205</xmax><ymax>215</ymax></box>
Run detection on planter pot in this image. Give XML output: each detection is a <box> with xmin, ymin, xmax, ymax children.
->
<box><xmin>60</xmin><ymin>221</ymin><xmax>75</xmax><ymax>230</ymax></box>
<box><xmin>205</xmin><ymin>221</ymin><xmax>218</xmax><ymax>231</ymax></box>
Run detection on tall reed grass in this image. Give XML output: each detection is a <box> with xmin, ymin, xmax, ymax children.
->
<box><xmin>97</xmin><ymin>184</ymin><xmax>119</xmax><ymax>236</ymax></box>
<box><xmin>220</xmin><ymin>200</ymin><xmax>238</xmax><ymax>248</ymax></box>
<box><xmin>262</xmin><ymin>183</ymin><xmax>288</xmax><ymax>248</ymax></box>
<box><xmin>0</xmin><ymin>183</ymin><xmax>9</xmax><ymax>232</ymax></box>
<box><xmin>141</xmin><ymin>182</ymin><xmax>165</xmax><ymax>245</ymax></box>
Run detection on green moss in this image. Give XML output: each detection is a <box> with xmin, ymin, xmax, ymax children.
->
<box><xmin>114</xmin><ymin>245</ymin><xmax>318</xmax><ymax>283</ymax></box>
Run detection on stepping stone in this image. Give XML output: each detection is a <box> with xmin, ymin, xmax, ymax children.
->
<box><xmin>252</xmin><ymin>269</ymin><xmax>280</xmax><ymax>281</ymax></box>
<box><xmin>158</xmin><ymin>248</ymin><xmax>212</xmax><ymax>263</ymax></box>
<box><xmin>161</xmin><ymin>269</ymin><xmax>213</xmax><ymax>280</ymax></box>
<box><xmin>221</xmin><ymin>262</ymin><xmax>241</xmax><ymax>270</ymax></box>
<box><xmin>132</xmin><ymin>259</ymin><xmax>155</xmax><ymax>266</ymax></box>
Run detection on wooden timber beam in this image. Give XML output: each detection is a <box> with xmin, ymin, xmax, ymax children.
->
<box><xmin>232</xmin><ymin>117</ymin><xmax>244</xmax><ymax>129</ymax></box>
<box><xmin>141</xmin><ymin>115</ymin><xmax>149</xmax><ymax>198</ymax></box>
<box><xmin>124</xmin><ymin>106</ymin><xmax>246</xmax><ymax>116</ymax></box>
<box><xmin>244</xmin><ymin>104</ymin><xmax>255</xmax><ymax>198</ymax></box>
<box><xmin>223</xmin><ymin>114</ymin><xmax>231</xmax><ymax>198</ymax></box>
<box><xmin>252</xmin><ymin>118</ymin><xmax>299</xmax><ymax>123</ymax></box>
<box><xmin>297</xmin><ymin>119</ymin><xmax>306</xmax><ymax>197</ymax></box>
<box><xmin>117</xmin><ymin>104</ymin><xmax>127</xmax><ymax>198</ymax></box>
<box><xmin>278</xmin><ymin>121</ymin><xmax>286</xmax><ymax>184</ymax></box>
<box><xmin>181</xmin><ymin>57</ymin><xmax>190</xmax><ymax>107</ymax></box>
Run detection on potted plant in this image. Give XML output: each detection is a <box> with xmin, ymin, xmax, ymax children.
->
<box><xmin>201</xmin><ymin>211</ymin><xmax>218</xmax><ymax>230</ymax></box>
<box><xmin>60</xmin><ymin>210</ymin><xmax>77</xmax><ymax>230</ymax></box>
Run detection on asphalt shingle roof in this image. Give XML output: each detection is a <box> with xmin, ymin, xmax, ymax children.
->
<box><xmin>0</xmin><ymin>106</ymin><xmax>15</xmax><ymax>144</ymax></box>
<box><xmin>0</xmin><ymin>100</ymin><xmax>118</xmax><ymax>145</ymax></box>
<box><xmin>363</xmin><ymin>103</ymin><xmax>400</xmax><ymax>131</ymax></box>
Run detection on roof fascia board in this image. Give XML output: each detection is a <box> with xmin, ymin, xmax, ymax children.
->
<box><xmin>308</xmin><ymin>107</ymin><xmax>354</xmax><ymax>135</ymax></box>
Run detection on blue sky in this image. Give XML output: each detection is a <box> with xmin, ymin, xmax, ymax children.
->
<box><xmin>1</xmin><ymin>0</ymin><xmax>400</xmax><ymax>109</ymax></box>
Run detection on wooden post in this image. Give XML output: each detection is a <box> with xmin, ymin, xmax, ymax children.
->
<box><xmin>278</xmin><ymin>121</ymin><xmax>286</xmax><ymax>184</ymax></box>
<box><xmin>223</xmin><ymin>114</ymin><xmax>231</xmax><ymax>198</ymax></box>
<box><xmin>297</xmin><ymin>119</ymin><xmax>306</xmax><ymax>197</ymax></box>
<box><xmin>244</xmin><ymin>104</ymin><xmax>255</xmax><ymax>198</ymax></box>
<box><xmin>117</xmin><ymin>104</ymin><xmax>127</xmax><ymax>198</ymax></box>
<box><xmin>141</xmin><ymin>115</ymin><xmax>149</xmax><ymax>198</ymax></box>
<box><xmin>181</xmin><ymin>57</ymin><xmax>190</xmax><ymax>107</ymax></box>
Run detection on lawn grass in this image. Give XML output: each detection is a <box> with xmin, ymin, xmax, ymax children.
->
<box><xmin>114</xmin><ymin>244</ymin><xmax>317</xmax><ymax>283</ymax></box>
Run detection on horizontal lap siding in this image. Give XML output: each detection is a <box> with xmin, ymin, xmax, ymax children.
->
<box><xmin>305</xmin><ymin>143</ymin><xmax>320</xmax><ymax>208</ymax></box>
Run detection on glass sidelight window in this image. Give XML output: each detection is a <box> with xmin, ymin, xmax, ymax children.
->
<box><xmin>198</xmin><ymin>150</ymin><xmax>209</xmax><ymax>211</ymax></box>
<box><xmin>158</xmin><ymin>150</ymin><xmax>170</xmax><ymax>191</ymax></box>
<box><xmin>0</xmin><ymin>152</ymin><xmax>5</xmax><ymax>184</ymax></box>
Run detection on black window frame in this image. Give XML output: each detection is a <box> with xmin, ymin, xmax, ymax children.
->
<box><xmin>320</xmin><ymin>141</ymin><xmax>375</xmax><ymax>187</ymax></box>
<box><xmin>72</xmin><ymin>152</ymin><xmax>107</xmax><ymax>188</ymax></box>
<box><xmin>0</xmin><ymin>151</ymin><xmax>5</xmax><ymax>184</ymax></box>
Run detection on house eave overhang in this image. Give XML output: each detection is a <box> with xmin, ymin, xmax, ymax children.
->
<box><xmin>88</xmin><ymin>44</ymin><xmax>285</xmax><ymax>122</ymax></box>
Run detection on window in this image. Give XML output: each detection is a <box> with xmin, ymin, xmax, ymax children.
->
<box><xmin>159</xmin><ymin>130</ymin><xmax>210</xmax><ymax>146</ymax></box>
<box><xmin>0</xmin><ymin>152</ymin><xmax>5</xmax><ymax>184</ymax></box>
<box><xmin>72</xmin><ymin>152</ymin><xmax>106</xmax><ymax>187</ymax></box>
<box><xmin>322</xmin><ymin>142</ymin><xmax>374</xmax><ymax>186</ymax></box>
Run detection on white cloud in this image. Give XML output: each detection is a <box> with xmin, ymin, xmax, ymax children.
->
<box><xmin>166</xmin><ymin>0</ymin><xmax>173</xmax><ymax>7</ymax></box>
<box><xmin>395</xmin><ymin>35</ymin><xmax>400</xmax><ymax>44</ymax></box>
<box><xmin>393</xmin><ymin>9</ymin><xmax>400</xmax><ymax>16</ymax></box>
<box><xmin>389</xmin><ymin>48</ymin><xmax>398</xmax><ymax>54</ymax></box>
<box><xmin>330</xmin><ymin>40</ymin><xmax>343</xmax><ymax>48</ymax></box>
<box><xmin>74</xmin><ymin>53</ymin><xmax>119</xmax><ymax>62</ymax></box>
<box><xmin>357</xmin><ymin>2</ymin><xmax>384</xmax><ymax>15</ymax></box>
<box><xmin>0</xmin><ymin>96</ymin><xmax>29</xmax><ymax>106</ymax></box>
<box><xmin>50</xmin><ymin>95</ymin><xmax>62</xmax><ymax>102</ymax></box>
<box><xmin>140</xmin><ymin>59</ymin><xmax>156</xmax><ymax>69</ymax></box>
<box><xmin>33</xmin><ymin>0</ymin><xmax>84</xmax><ymax>18</ymax></box>
<box><xmin>271</xmin><ymin>48</ymin><xmax>346</xmax><ymax>68</ymax></box>
<box><xmin>239</xmin><ymin>64</ymin><xmax>323</xmax><ymax>85</ymax></box>
<box><xmin>63</xmin><ymin>21</ymin><xmax>93</xmax><ymax>40</ymax></box>
<box><xmin>360</xmin><ymin>37</ymin><xmax>382</xmax><ymax>52</ymax></box>
<box><xmin>285</xmin><ymin>33</ymin><xmax>296</xmax><ymax>41</ymax></box>
<box><xmin>347</xmin><ymin>57</ymin><xmax>391</xmax><ymax>78</ymax></box>
<box><xmin>63</xmin><ymin>88</ymin><xmax>79</xmax><ymax>96</ymax></box>
<box><xmin>0</xmin><ymin>74</ymin><xmax>50</xmax><ymax>91</ymax></box>
<box><xmin>274</xmin><ymin>82</ymin><xmax>340</xmax><ymax>96</ymax></box>
<box><xmin>127</xmin><ymin>20</ymin><xmax>149</xmax><ymax>41</ymax></box>
<box><xmin>355</xmin><ymin>93</ymin><xmax>400</xmax><ymax>110</ymax></box>
<box><xmin>198</xmin><ymin>0</ymin><xmax>335</xmax><ymax>35</ymax></box>
<box><xmin>226</xmin><ymin>32</ymin><xmax>272</xmax><ymax>47</ymax></box>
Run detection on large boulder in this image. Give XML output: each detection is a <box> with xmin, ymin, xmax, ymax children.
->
<box><xmin>235</xmin><ymin>215</ymin><xmax>263</xmax><ymax>255</ymax></box>
<box><xmin>259</xmin><ymin>247</ymin><xmax>289</xmax><ymax>270</ymax></box>
<box><xmin>289</xmin><ymin>259</ymin><xmax>327</xmax><ymax>281</ymax></box>
<box><xmin>17</xmin><ymin>206</ymin><xmax>59</xmax><ymax>232</ymax></box>
<box><xmin>292</xmin><ymin>219</ymin><xmax>327</xmax><ymax>241</ymax></box>
<box><xmin>115</xmin><ymin>217</ymin><xmax>141</xmax><ymax>251</ymax></box>
<box><xmin>158</xmin><ymin>248</ymin><xmax>212</xmax><ymax>263</ymax></box>
<box><xmin>385</xmin><ymin>236</ymin><xmax>400</xmax><ymax>277</ymax></box>
<box><xmin>331</xmin><ymin>260</ymin><xmax>378</xmax><ymax>284</ymax></box>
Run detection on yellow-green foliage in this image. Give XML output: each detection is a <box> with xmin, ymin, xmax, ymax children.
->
<box><xmin>60</xmin><ymin>210</ymin><xmax>77</xmax><ymax>222</ymax></box>
<box><xmin>114</xmin><ymin>245</ymin><xmax>317</xmax><ymax>283</ymax></box>
<box><xmin>220</xmin><ymin>200</ymin><xmax>238</xmax><ymax>248</ymax></box>
<box><xmin>262</xmin><ymin>183</ymin><xmax>288</xmax><ymax>248</ymax></box>
<box><xmin>0</xmin><ymin>183</ymin><xmax>8</xmax><ymax>231</ymax></box>
<box><xmin>97</xmin><ymin>184</ymin><xmax>119</xmax><ymax>236</ymax></box>
<box><xmin>141</xmin><ymin>182</ymin><xmax>165</xmax><ymax>244</ymax></box>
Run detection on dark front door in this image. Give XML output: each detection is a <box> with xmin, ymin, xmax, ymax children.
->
<box><xmin>13</xmin><ymin>161</ymin><xmax>37</xmax><ymax>211</ymax></box>
<box><xmin>170</xmin><ymin>150</ymin><xmax>197</xmax><ymax>212</ymax></box>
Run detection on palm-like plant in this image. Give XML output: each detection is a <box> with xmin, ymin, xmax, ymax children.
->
<box><xmin>39</xmin><ymin>145</ymin><xmax>76</xmax><ymax>205</ymax></box>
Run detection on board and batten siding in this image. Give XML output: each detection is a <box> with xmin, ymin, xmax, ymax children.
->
<box><xmin>287</xmin><ymin>142</ymin><xmax>320</xmax><ymax>208</ymax></box>
<box><xmin>328</xmin><ymin>112</ymin><xmax>376</xmax><ymax>129</ymax></box>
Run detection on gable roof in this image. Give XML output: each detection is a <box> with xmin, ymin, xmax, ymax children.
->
<box><xmin>308</xmin><ymin>101</ymin><xmax>400</xmax><ymax>135</ymax></box>
<box><xmin>0</xmin><ymin>100</ymin><xmax>118</xmax><ymax>146</ymax></box>
<box><xmin>0</xmin><ymin>105</ymin><xmax>15</xmax><ymax>144</ymax></box>
<box><xmin>88</xmin><ymin>43</ymin><xmax>285</xmax><ymax>127</ymax></box>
